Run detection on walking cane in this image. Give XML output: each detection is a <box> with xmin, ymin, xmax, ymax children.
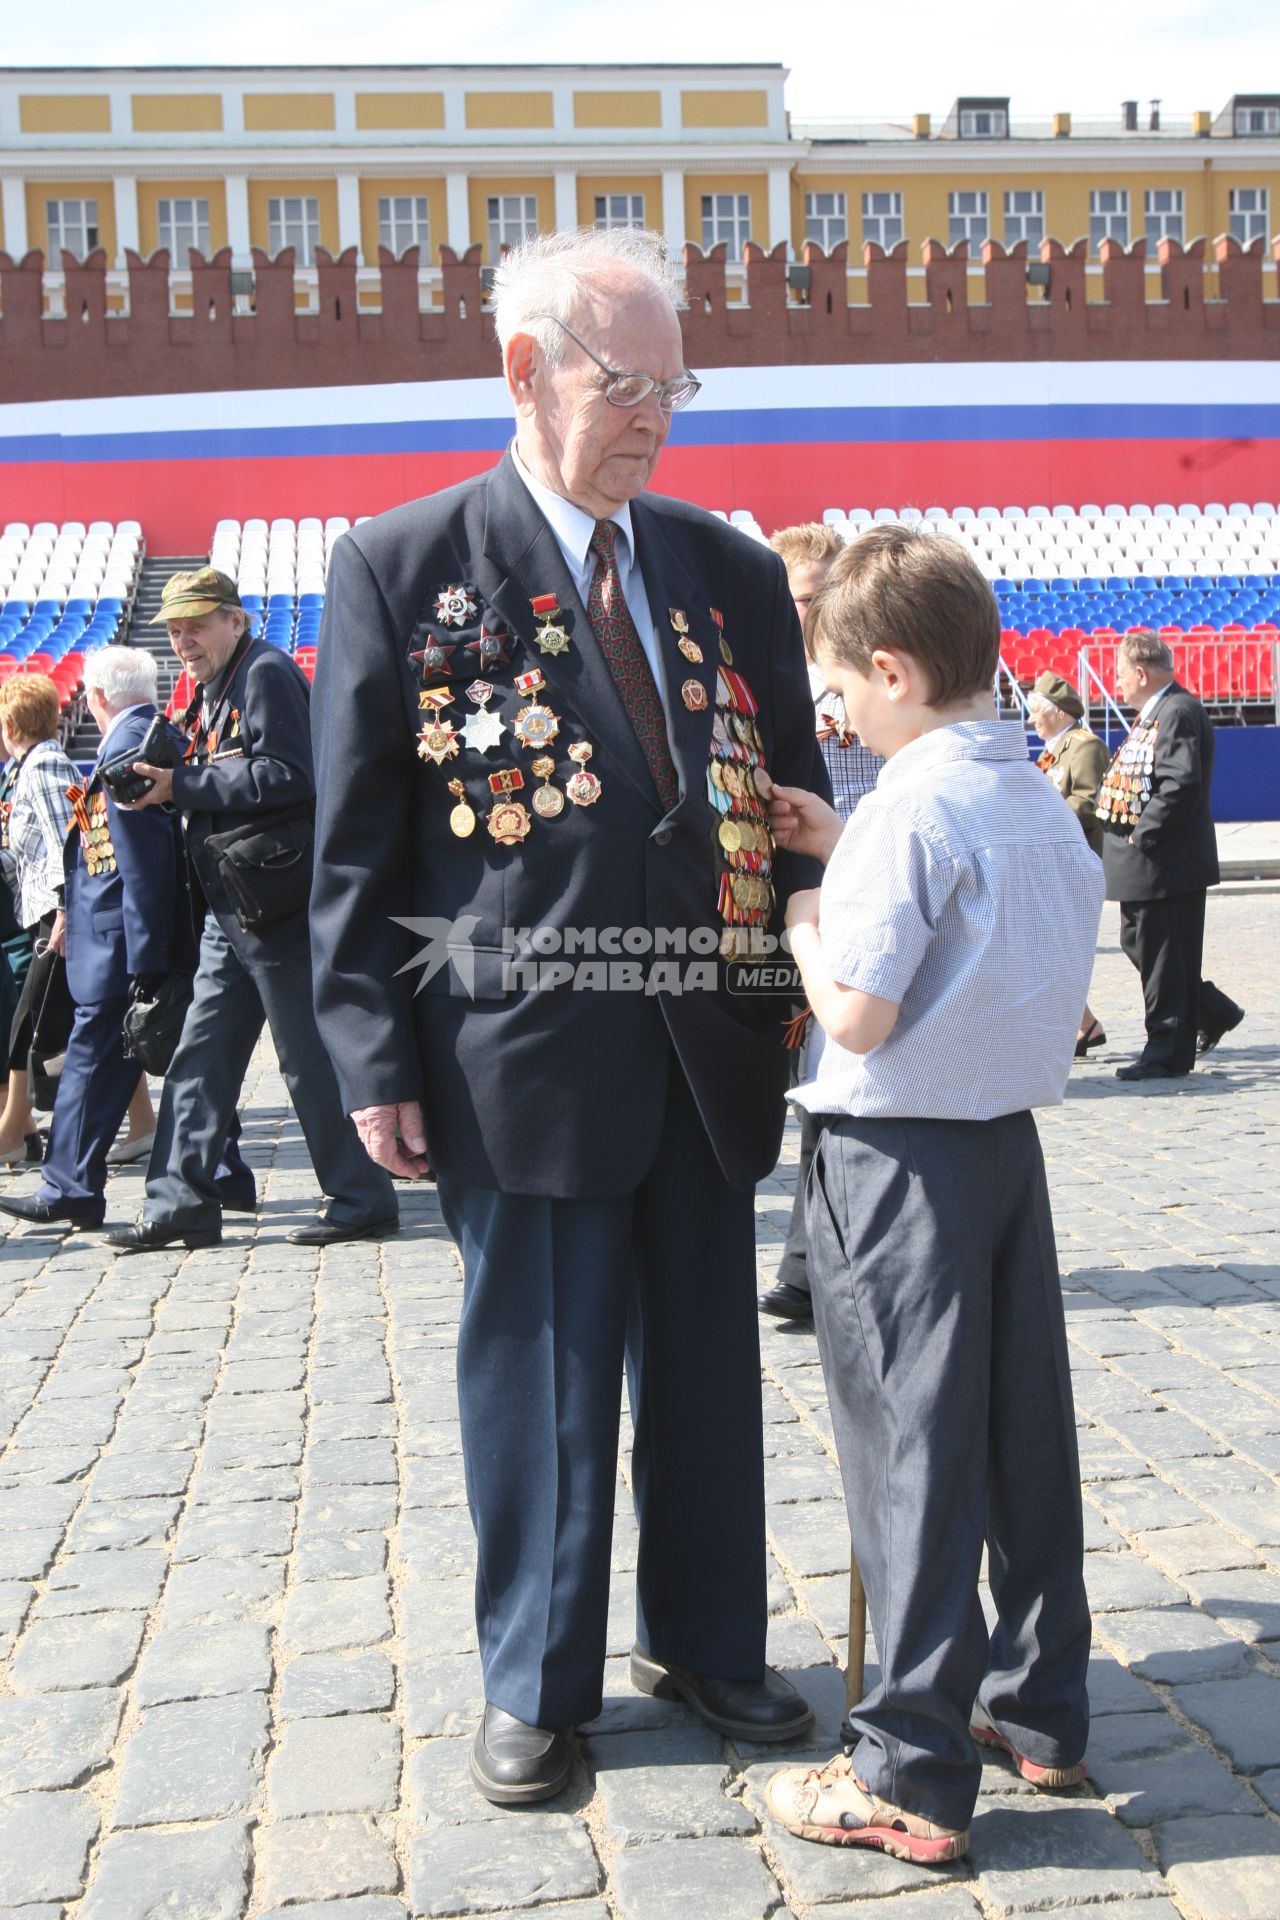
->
<box><xmin>846</xmin><ymin>1547</ymin><xmax>867</xmax><ymax>1712</ymax></box>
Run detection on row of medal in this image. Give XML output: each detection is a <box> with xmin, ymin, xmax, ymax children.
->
<box><xmin>705</xmin><ymin>621</ymin><xmax>778</xmax><ymax>962</ymax></box>
<box><xmin>414</xmin><ymin>661</ymin><xmax>600</xmax><ymax>847</ymax></box>
<box><xmin>79</xmin><ymin>791</ymin><xmax>118</xmax><ymax>876</ymax></box>
<box><xmin>1096</xmin><ymin>717</ymin><xmax>1157</xmax><ymax>830</ymax></box>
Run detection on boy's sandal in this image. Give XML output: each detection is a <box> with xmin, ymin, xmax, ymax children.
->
<box><xmin>765</xmin><ymin>1752</ymin><xmax>969</xmax><ymax>1864</ymax></box>
<box><xmin>971</xmin><ymin>1704</ymin><xmax>1087</xmax><ymax>1789</ymax></box>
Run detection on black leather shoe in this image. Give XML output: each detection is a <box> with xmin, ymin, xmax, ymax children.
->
<box><xmin>1198</xmin><ymin>1007</ymin><xmax>1244</xmax><ymax>1055</ymax></box>
<box><xmin>103</xmin><ymin>1219</ymin><xmax>221</xmax><ymax>1254</ymax></box>
<box><xmin>630</xmin><ymin>1645</ymin><xmax>814</xmax><ymax>1742</ymax></box>
<box><xmin>286</xmin><ymin>1215</ymin><xmax>400</xmax><ymax>1247</ymax></box>
<box><xmin>469</xmin><ymin>1704</ymin><xmax>573</xmax><ymax>1806</ymax></box>
<box><xmin>1115</xmin><ymin>1061</ymin><xmax>1188</xmax><ymax>1082</ymax></box>
<box><xmin>0</xmin><ymin>1194</ymin><xmax>104</xmax><ymax>1230</ymax></box>
<box><xmin>759</xmin><ymin>1281</ymin><xmax>815</xmax><ymax>1324</ymax></box>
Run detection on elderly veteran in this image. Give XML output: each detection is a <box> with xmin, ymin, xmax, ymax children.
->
<box><xmin>104</xmin><ymin>566</ymin><xmax>395</xmax><ymax>1251</ymax></box>
<box><xmin>310</xmin><ymin>224</ymin><xmax>828</xmax><ymax>1804</ymax></box>
<box><xmin>1028</xmin><ymin>670</ymin><xmax>1110</xmax><ymax>1057</ymax></box>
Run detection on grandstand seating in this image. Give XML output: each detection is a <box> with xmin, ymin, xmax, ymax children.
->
<box><xmin>0</xmin><ymin>520</ymin><xmax>143</xmax><ymax>718</ymax></box>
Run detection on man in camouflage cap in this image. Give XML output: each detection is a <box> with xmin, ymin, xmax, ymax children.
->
<box><xmin>104</xmin><ymin>562</ymin><xmax>396</xmax><ymax>1252</ymax></box>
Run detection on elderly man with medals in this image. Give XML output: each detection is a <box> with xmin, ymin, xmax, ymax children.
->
<box><xmin>311</xmin><ymin>226</ymin><xmax>828</xmax><ymax>1805</ymax></box>
<box><xmin>1028</xmin><ymin>670</ymin><xmax>1110</xmax><ymax>1057</ymax></box>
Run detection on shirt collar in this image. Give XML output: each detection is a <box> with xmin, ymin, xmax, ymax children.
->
<box><xmin>1139</xmin><ymin>680</ymin><xmax>1174</xmax><ymax>722</ymax></box>
<box><xmin>878</xmin><ymin>717</ymin><xmax>1025</xmax><ymax>788</ymax></box>
<box><xmin>1042</xmin><ymin>722</ymin><xmax>1075</xmax><ymax>752</ymax></box>
<box><xmin>511</xmin><ymin>442</ymin><xmax>634</xmax><ymax>573</ymax></box>
<box><xmin>98</xmin><ymin>701</ymin><xmax>152</xmax><ymax>757</ymax></box>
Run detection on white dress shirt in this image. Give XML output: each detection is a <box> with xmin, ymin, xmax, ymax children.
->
<box><xmin>792</xmin><ymin>719</ymin><xmax>1105</xmax><ymax>1122</ymax></box>
<box><xmin>510</xmin><ymin>446</ymin><xmax>667</xmax><ymax>697</ymax></box>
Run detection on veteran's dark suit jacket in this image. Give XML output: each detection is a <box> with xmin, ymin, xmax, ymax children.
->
<box><xmin>64</xmin><ymin>704</ymin><xmax>194</xmax><ymax>1007</ymax></box>
<box><xmin>1101</xmin><ymin>683</ymin><xmax>1220</xmax><ymax>905</ymax></box>
<box><xmin>310</xmin><ymin>452</ymin><xmax>827</xmax><ymax>1199</ymax></box>
<box><xmin>171</xmin><ymin>637</ymin><xmax>316</xmax><ymax>964</ymax></box>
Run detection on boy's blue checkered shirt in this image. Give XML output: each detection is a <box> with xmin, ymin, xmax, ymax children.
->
<box><xmin>792</xmin><ymin>719</ymin><xmax>1105</xmax><ymax>1122</ymax></box>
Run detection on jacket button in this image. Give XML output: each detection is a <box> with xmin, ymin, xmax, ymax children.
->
<box><xmin>653</xmin><ymin>829</ymin><xmax>672</xmax><ymax>847</ymax></box>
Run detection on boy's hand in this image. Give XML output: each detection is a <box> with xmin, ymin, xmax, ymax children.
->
<box><xmin>785</xmin><ymin>888</ymin><xmax>822</xmax><ymax>932</ymax></box>
<box><xmin>759</xmin><ymin>773</ymin><xmax>844</xmax><ymax>864</ymax></box>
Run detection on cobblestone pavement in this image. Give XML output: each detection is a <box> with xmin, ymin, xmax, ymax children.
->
<box><xmin>0</xmin><ymin>890</ymin><xmax>1277</xmax><ymax>1920</ymax></box>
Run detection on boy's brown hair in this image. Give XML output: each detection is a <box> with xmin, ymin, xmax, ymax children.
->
<box><xmin>768</xmin><ymin>522</ymin><xmax>845</xmax><ymax>571</ymax></box>
<box><xmin>806</xmin><ymin>525</ymin><xmax>1000</xmax><ymax>707</ymax></box>
<box><xmin>0</xmin><ymin>673</ymin><xmax>61</xmax><ymax>744</ymax></box>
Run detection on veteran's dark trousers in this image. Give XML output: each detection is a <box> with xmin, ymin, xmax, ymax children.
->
<box><xmin>806</xmin><ymin>1109</ymin><xmax>1090</xmax><ymax>1832</ymax></box>
<box><xmin>145</xmin><ymin>913</ymin><xmax>394</xmax><ymax>1230</ymax></box>
<box><xmin>1118</xmin><ymin>892</ymin><xmax>1241</xmax><ymax>1075</ymax></box>
<box><xmin>437</xmin><ymin>1059</ymin><xmax>768</xmax><ymax>1732</ymax></box>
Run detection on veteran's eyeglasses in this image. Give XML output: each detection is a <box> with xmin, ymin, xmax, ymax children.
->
<box><xmin>532</xmin><ymin>313</ymin><xmax>702</xmax><ymax>413</ymax></box>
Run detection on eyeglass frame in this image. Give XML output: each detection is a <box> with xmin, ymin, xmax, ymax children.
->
<box><xmin>530</xmin><ymin>312</ymin><xmax>702</xmax><ymax>413</ymax></box>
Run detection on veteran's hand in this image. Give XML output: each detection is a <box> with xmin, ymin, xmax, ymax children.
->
<box><xmin>352</xmin><ymin>1101</ymin><xmax>433</xmax><ymax>1180</ymax></box>
<box><xmin>785</xmin><ymin>888</ymin><xmax>822</xmax><ymax>933</ymax></box>
<box><xmin>120</xmin><ymin>763</ymin><xmax>175</xmax><ymax>809</ymax></box>
<box><xmin>760</xmin><ymin>775</ymin><xmax>844</xmax><ymax>864</ymax></box>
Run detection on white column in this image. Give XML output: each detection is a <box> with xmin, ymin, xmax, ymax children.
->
<box><xmin>1</xmin><ymin>177</ymin><xmax>28</xmax><ymax>258</ymax></box>
<box><xmin>336</xmin><ymin>174</ymin><xmax>362</xmax><ymax>259</ymax></box>
<box><xmin>553</xmin><ymin>170</ymin><xmax>577</xmax><ymax>234</ymax></box>
<box><xmin>767</xmin><ymin>166</ymin><xmax>792</xmax><ymax>257</ymax></box>
<box><xmin>113</xmin><ymin>175</ymin><xmax>140</xmax><ymax>263</ymax></box>
<box><xmin>225</xmin><ymin>174</ymin><xmax>251</xmax><ymax>266</ymax></box>
<box><xmin>445</xmin><ymin>172</ymin><xmax>470</xmax><ymax>253</ymax></box>
<box><xmin>661</xmin><ymin>170</ymin><xmax>686</xmax><ymax>256</ymax></box>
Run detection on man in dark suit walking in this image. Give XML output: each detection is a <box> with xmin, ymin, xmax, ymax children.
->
<box><xmin>310</xmin><ymin>226</ymin><xmax>827</xmax><ymax>1804</ymax></box>
<box><xmin>0</xmin><ymin>649</ymin><xmax>191</xmax><ymax>1229</ymax></box>
<box><xmin>104</xmin><ymin>568</ymin><xmax>396</xmax><ymax>1252</ymax></box>
<box><xmin>1099</xmin><ymin>630</ymin><xmax>1243</xmax><ymax>1081</ymax></box>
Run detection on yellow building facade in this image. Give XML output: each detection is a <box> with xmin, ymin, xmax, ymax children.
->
<box><xmin>1</xmin><ymin>66</ymin><xmax>1277</xmax><ymax>314</ymax></box>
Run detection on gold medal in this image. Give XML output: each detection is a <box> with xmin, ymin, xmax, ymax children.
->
<box><xmin>416</xmin><ymin>717</ymin><xmax>460</xmax><ymax>765</ymax></box>
<box><xmin>719</xmin><ymin>635</ymin><xmax>734</xmax><ymax>666</ymax></box>
<box><xmin>565</xmin><ymin>741</ymin><xmax>602</xmax><ymax>807</ymax></box>
<box><xmin>678</xmin><ymin>638</ymin><xmax>703</xmax><ymax>664</ymax></box>
<box><xmin>530</xmin><ymin>757</ymin><xmax>564</xmax><ymax>819</ymax></box>
<box><xmin>447</xmin><ymin>779</ymin><xmax>476</xmax><ymax>838</ymax></box>
<box><xmin>512</xmin><ymin>703</ymin><xmax>560</xmax><ymax>751</ymax></box>
<box><xmin>487</xmin><ymin>799</ymin><xmax>531</xmax><ymax>846</ymax></box>
<box><xmin>682</xmin><ymin>679</ymin><xmax>708</xmax><ymax>712</ymax></box>
<box><xmin>669</xmin><ymin>608</ymin><xmax>690</xmax><ymax>634</ymax></box>
<box><xmin>534</xmin><ymin>621</ymin><xmax>571</xmax><ymax>657</ymax></box>
<box><xmin>718</xmin><ymin>818</ymin><xmax>743</xmax><ymax>853</ymax></box>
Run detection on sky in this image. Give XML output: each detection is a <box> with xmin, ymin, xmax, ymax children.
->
<box><xmin>6</xmin><ymin>0</ymin><xmax>1277</xmax><ymax>122</ymax></box>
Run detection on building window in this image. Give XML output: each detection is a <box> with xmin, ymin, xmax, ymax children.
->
<box><xmin>1235</xmin><ymin>105</ymin><xmax>1280</xmax><ymax>135</ymax></box>
<box><xmin>861</xmin><ymin>190</ymin><xmax>904</xmax><ymax>250</ymax></box>
<box><xmin>487</xmin><ymin>194</ymin><xmax>538</xmax><ymax>256</ymax></box>
<box><xmin>948</xmin><ymin>189</ymin><xmax>989</xmax><ymax>248</ymax></box>
<box><xmin>378</xmin><ymin>195</ymin><xmax>430</xmax><ymax>257</ymax></box>
<box><xmin>700</xmin><ymin>192</ymin><xmax>751</xmax><ymax>262</ymax></box>
<box><xmin>46</xmin><ymin>197</ymin><xmax>99</xmax><ymax>262</ymax></box>
<box><xmin>594</xmin><ymin>193</ymin><xmax>644</xmax><ymax>230</ymax></box>
<box><xmin>267</xmin><ymin>195</ymin><xmax>320</xmax><ymax>264</ymax></box>
<box><xmin>1229</xmin><ymin>186</ymin><xmax>1269</xmax><ymax>244</ymax></box>
<box><xmin>959</xmin><ymin>108</ymin><xmax>1007</xmax><ymax>137</ymax></box>
<box><xmin>804</xmin><ymin>191</ymin><xmax>847</xmax><ymax>250</ymax></box>
<box><xmin>1144</xmin><ymin>188</ymin><xmax>1184</xmax><ymax>247</ymax></box>
<box><xmin>1089</xmin><ymin>187</ymin><xmax>1130</xmax><ymax>251</ymax></box>
<box><xmin>157</xmin><ymin>196</ymin><xmax>211</xmax><ymax>262</ymax></box>
<box><xmin>1003</xmin><ymin>189</ymin><xmax>1044</xmax><ymax>247</ymax></box>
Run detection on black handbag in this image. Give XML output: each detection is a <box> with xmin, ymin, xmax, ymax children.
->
<box><xmin>203</xmin><ymin>806</ymin><xmax>314</xmax><ymax>933</ymax></box>
<box><xmin>122</xmin><ymin>971</ymin><xmax>195</xmax><ymax>1076</ymax></box>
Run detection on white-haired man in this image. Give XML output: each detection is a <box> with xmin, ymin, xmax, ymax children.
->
<box><xmin>311</xmin><ymin>226</ymin><xmax>828</xmax><ymax>1802</ymax></box>
<box><xmin>1101</xmin><ymin>630</ymin><xmax>1243</xmax><ymax>1078</ymax></box>
<box><xmin>0</xmin><ymin>648</ymin><xmax>192</xmax><ymax>1229</ymax></box>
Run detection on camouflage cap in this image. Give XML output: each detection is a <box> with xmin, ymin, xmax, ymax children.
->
<box><xmin>151</xmin><ymin>566</ymin><xmax>242</xmax><ymax>624</ymax></box>
<box><xmin>1032</xmin><ymin>669</ymin><xmax>1084</xmax><ymax>719</ymax></box>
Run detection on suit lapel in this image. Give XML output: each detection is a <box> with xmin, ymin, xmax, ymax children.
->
<box><xmin>630</xmin><ymin>500</ymin><xmax>719</xmax><ymax>828</ymax></box>
<box><xmin>474</xmin><ymin>453</ymin><xmax>659</xmax><ymax>809</ymax></box>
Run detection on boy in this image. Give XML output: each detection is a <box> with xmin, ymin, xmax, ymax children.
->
<box><xmin>761</xmin><ymin>524</ymin><xmax>885</xmax><ymax>1327</ymax></box>
<box><xmin>762</xmin><ymin>527</ymin><xmax>1104</xmax><ymax>1864</ymax></box>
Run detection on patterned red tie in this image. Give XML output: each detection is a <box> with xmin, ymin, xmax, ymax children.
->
<box><xmin>587</xmin><ymin>520</ymin><xmax>679</xmax><ymax>811</ymax></box>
